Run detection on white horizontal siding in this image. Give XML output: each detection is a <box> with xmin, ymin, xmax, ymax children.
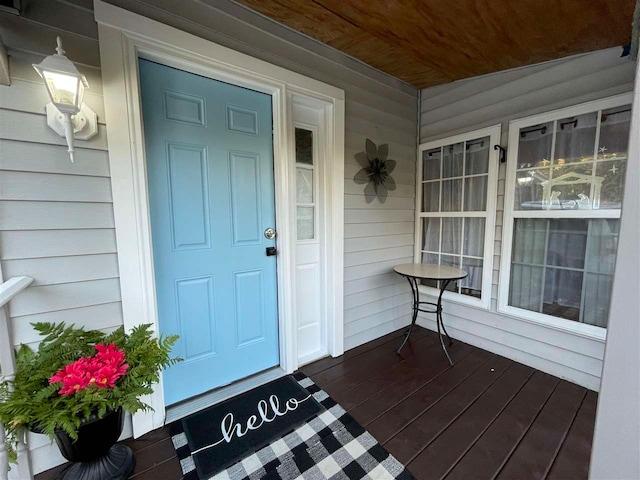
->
<box><xmin>2</xmin><ymin>254</ymin><xmax>119</xmax><ymax>286</ymax></box>
<box><xmin>0</xmin><ymin>171</ymin><xmax>113</xmax><ymax>202</ymax></box>
<box><xmin>0</xmin><ymin>109</ymin><xmax>108</xmax><ymax>150</ymax></box>
<box><xmin>0</xmin><ymin>229</ymin><xmax>117</xmax><ymax>260</ymax></box>
<box><xmin>0</xmin><ymin>6</ymin><xmax>121</xmax><ymax>470</ymax></box>
<box><xmin>0</xmin><ymin>139</ymin><xmax>111</xmax><ymax>176</ymax></box>
<box><xmin>0</xmin><ymin>201</ymin><xmax>115</xmax><ymax>230</ymax></box>
<box><xmin>344</xmin><ymin>234</ymin><xmax>414</xmax><ymax>253</ymax></box>
<box><xmin>344</xmin><ymin>272</ymin><xmax>405</xmax><ymax>296</ymax></box>
<box><xmin>8</xmin><ymin>278</ymin><xmax>122</xmax><ymax>317</ymax></box>
<box><xmin>11</xmin><ymin>302</ymin><xmax>124</xmax><ymax>345</ymax></box>
<box><xmin>344</xmin><ymin>222</ymin><xmax>414</xmax><ymax>238</ymax></box>
<box><xmin>419</xmin><ymin>47</ymin><xmax>636</xmax><ymax>390</ymax></box>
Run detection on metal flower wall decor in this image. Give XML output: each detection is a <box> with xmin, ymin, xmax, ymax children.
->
<box><xmin>354</xmin><ymin>138</ymin><xmax>397</xmax><ymax>203</ymax></box>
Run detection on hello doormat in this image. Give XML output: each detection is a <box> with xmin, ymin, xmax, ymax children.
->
<box><xmin>172</xmin><ymin>373</ymin><xmax>415</xmax><ymax>480</ymax></box>
<box><xmin>177</xmin><ymin>375</ymin><xmax>323</xmax><ymax>478</ymax></box>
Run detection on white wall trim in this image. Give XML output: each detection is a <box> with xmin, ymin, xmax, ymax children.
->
<box><xmin>498</xmin><ymin>92</ymin><xmax>633</xmax><ymax>340</ymax></box>
<box><xmin>94</xmin><ymin>0</ymin><xmax>344</xmax><ymax>437</ymax></box>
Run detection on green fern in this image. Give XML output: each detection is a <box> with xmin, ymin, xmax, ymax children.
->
<box><xmin>0</xmin><ymin>322</ymin><xmax>181</xmax><ymax>463</ymax></box>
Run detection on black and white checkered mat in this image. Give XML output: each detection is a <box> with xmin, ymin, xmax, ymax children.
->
<box><xmin>171</xmin><ymin>372</ymin><xmax>415</xmax><ymax>479</ymax></box>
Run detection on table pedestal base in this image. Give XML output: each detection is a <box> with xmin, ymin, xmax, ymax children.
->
<box><xmin>397</xmin><ymin>276</ymin><xmax>453</xmax><ymax>365</ymax></box>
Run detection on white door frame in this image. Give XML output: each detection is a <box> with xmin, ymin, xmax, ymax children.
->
<box><xmin>94</xmin><ymin>0</ymin><xmax>345</xmax><ymax>437</ymax></box>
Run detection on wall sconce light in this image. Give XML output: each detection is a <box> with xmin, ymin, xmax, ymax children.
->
<box><xmin>32</xmin><ymin>37</ymin><xmax>97</xmax><ymax>162</ymax></box>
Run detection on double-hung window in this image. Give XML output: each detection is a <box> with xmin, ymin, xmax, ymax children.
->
<box><xmin>416</xmin><ymin>125</ymin><xmax>501</xmax><ymax>309</ymax></box>
<box><xmin>499</xmin><ymin>94</ymin><xmax>632</xmax><ymax>334</ymax></box>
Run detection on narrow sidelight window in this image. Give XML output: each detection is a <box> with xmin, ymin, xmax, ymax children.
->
<box><xmin>295</xmin><ymin>127</ymin><xmax>316</xmax><ymax>241</ymax></box>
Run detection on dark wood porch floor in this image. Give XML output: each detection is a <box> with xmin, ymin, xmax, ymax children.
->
<box><xmin>36</xmin><ymin>326</ymin><xmax>596</xmax><ymax>480</ymax></box>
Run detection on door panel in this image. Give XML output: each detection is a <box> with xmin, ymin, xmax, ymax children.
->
<box><xmin>139</xmin><ymin>59</ymin><xmax>279</xmax><ymax>405</ymax></box>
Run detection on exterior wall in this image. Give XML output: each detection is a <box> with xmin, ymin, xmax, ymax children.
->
<box><xmin>0</xmin><ymin>0</ymin><xmax>417</xmax><ymax>472</ymax></box>
<box><xmin>418</xmin><ymin>48</ymin><xmax>636</xmax><ymax>390</ymax></box>
<box><xmin>0</xmin><ymin>9</ymin><xmax>124</xmax><ymax>470</ymax></box>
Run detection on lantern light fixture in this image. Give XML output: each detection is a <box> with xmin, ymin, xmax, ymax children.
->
<box><xmin>33</xmin><ymin>36</ymin><xmax>98</xmax><ymax>162</ymax></box>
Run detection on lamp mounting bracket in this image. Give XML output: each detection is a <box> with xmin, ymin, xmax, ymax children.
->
<box><xmin>45</xmin><ymin>103</ymin><xmax>98</xmax><ymax>141</ymax></box>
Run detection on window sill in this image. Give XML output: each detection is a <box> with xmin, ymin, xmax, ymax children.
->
<box><xmin>497</xmin><ymin>304</ymin><xmax>607</xmax><ymax>342</ymax></box>
<box><xmin>418</xmin><ymin>284</ymin><xmax>491</xmax><ymax>311</ymax></box>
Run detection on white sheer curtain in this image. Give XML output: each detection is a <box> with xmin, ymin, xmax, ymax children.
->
<box><xmin>508</xmin><ymin>107</ymin><xmax>631</xmax><ymax>327</ymax></box>
<box><xmin>421</xmin><ymin>138</ymin><xmax>490</xmax><ymax>296</ymax></box>
<box><xmin>510</xmin><ymin>218</ymin><xmax>618</xmax><ymax>325</ymax></box>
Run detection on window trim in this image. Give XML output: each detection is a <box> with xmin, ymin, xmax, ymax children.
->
<box><xmin>498</xmin><ymin>93</ymin><xmax>633</xmax><ymax>340</ymax></box>
<box><xmin>415</xmin><ymin>124</ymin><xmax>502</xmax><ymax>310</ymax></box>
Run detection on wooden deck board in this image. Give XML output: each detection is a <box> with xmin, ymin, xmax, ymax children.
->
<box><xmin>496</xmin><ymin>381</ymin><xmax>587</xmax><ymax>479</ymax></box>
<box><xmin>35</xmin><ymin>326</ymin><xmax>596</xmax><ymax>480</ymax></box>
<box><xmin>444</xmin><ymin>370</ymin><xmax>560</xmax><ymax>480</ymax></box>
<box><xmin>384</xmin><ymin>355</ymin><xmax>514</xmax><ymax>464</ymax></box>
<box><xmin>407</xmin><ymin>363</ymin><xmax>534</xmax><ymax>479</ymax></box>
<box><xmin>546</xmin><ymin>391</ymin><xmax>598</xmax><ymax>480</ymax></box>
<box><xmin>364</xmin><ymin>349</ymin><xmax>493</xmax><ymax>444</ymax></box>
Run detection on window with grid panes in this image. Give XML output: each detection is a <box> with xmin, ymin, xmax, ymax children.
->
<box><xmin>416</xmin><ymin>126</ymin><xmax>500</xmax><ymax>308</ymax></box>
<box><xmin>295</xmin><ymin>127</ymin><xmax>315</xmax><ymax>240</ymax></box>
<box><xmin>501</xmin><ymin>96</ymin><xmax>632</xmax><ymax>329</ymax></box>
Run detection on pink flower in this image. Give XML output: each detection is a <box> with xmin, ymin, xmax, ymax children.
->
<box><xmin>49</xmin><ymin>344</ymin><xmax>129</xmax><ymax>396</ymax></box>
<box><xmin>95</xmin><ymin>343</ymin><xmax>126</xmax><ymax>366</ymax></box>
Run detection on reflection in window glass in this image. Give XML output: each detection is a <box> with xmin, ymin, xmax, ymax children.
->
<box><xmin>461</xmin><ymin>257</ymin><xmax>483</xmax><ymax>298</ymax></box>
<box><xmin>440</xmin><ymin>255</ymin><xmax>461</xmax><ymax>292</ymax></box>
<box><xmin>463</xmin><ymin>176</ymin><xmax>487</xmax><ymax>211</ymax></box>
<box><xmin>441</xmin><ymin>217</ymin><xmax>461</xmax><ymax>254</ymax></box>
<box><xmin>463</xmin><ymin>218</ymin><xmax>485</xmax><ymax>257</ymax></box>
<box><xmin>599</xmin><ymin>107</ymin><xmax>631</xmax><ymax>159</ymax></box>
<box><xmin>465</xmin><ymin>137</ymin><xmax>490</xmax><ymax>175</ymax></box>
<box><xmin>515</xmin><ymin>168</ymin><xmax>549</xmax><ymax>210</ymax></box>
<box><xmin>423</xmin><ymin>148</ymin><xmax>441</xmax><ymax>180</ymax></box>
<box><xmin>554</xmin><ymin>112</ymin><xmax>597</xmax><ymax>163</ymax></box>
<box><xmin>513</xmin><ymin>107</ymin><xmax>630</xmax><ymax>212</ymax></box>
<box><xmin>420</xmin><ymin>216</ymin><xmax>485</xmax><ymax>297</ymax></box>
<box><xmin>296</xmin><ymin>168</ymin><xmax>313</xmax><ymax>204</ymax></box>
<box><xmin>517</xmin><ymin>122</ymin><xmax>553</xmax><ymax>169</ymax></box>
<box><xmin>442</xmin><ymin>178</ymin><xmax>462</xmax><ymax>212</ymax></box>
<box><xmin>596</xmin><ymin>160</ymin><xmax>626</xmax><ymax>209</ymax></box>
<box><xmin>442</xmin><ymin>142</ymin><xmax>463</xmax><ymax>178</ymax></box>
<box><xmin>295</xmin><ymin>128</ymin><xmax>313</xmax><ymax>165</ymax></box>
<box><xmin>422</xmin><ymin>218</ymin><xmax>440</xmax><ymax>252</ymax></box>
<box><xmin>422</xmin><ymin>182</ymin><xmax>440</xmax><ymax>212</ymax></box>
<box><xmin>509</xmin><ymin>218</ymin><xmax>620</xmax><ymax>327</ymax></box>
<box><xmin>296</xmin><ymin>206</ymin><xmax>314</xmax><ymax>240</ymax></box>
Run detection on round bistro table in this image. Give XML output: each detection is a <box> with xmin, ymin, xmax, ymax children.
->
<box><xmin>393</xmin><ymin>263</ymin><xmax>468</xmax><ymax>365</ymax></box>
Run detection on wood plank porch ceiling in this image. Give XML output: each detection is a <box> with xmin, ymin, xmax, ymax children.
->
<box><xmin>234</xmin><ymin>0</ymin><xmax>635</xmax><ymax>88</ymax></box>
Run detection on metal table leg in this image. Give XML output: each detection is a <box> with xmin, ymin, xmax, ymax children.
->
<box><xmin>396</xmin><ymin>275</ymin><xmax>455</xmax><ymax>365</ymax></box>
<box><xmin>437</xmin><ymin>280</ymin><xmax>454</xmax><ymax>365</ymax></box>
<box><xmin>397</xmin><ymin>275</ymin><xmax>418</xmax><ymax>353</ymax></box>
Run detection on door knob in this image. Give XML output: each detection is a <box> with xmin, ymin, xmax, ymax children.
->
<box><xmin>264</xmin><ymin>228</ymin><xmax>276</xmax><ymax>240</ymax></box>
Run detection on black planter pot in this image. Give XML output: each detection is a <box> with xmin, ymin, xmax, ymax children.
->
<box><xmin>51</xmin><ymin>409</ymin><xmax>135</xmax><ymax>480</ymax></box>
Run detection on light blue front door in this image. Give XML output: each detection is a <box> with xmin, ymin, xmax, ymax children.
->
<box><xmin>139</xmin><ymin>59</ymin><xmax>279</xmax><ymax>405</ymax></box>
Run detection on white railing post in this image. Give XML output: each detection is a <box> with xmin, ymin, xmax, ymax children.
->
<box><xmin>0</xmin><ymin>274</ymin><xmax>34</xmax><ymax>480</ymax></box>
